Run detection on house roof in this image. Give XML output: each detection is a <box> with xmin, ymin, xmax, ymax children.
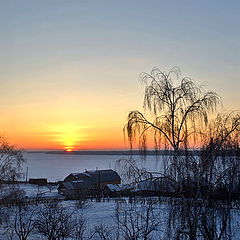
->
<box><xmin>85</xmin><ymin>169</ymin><xmax>121</xmax><ymax>183</ymax></box>
<box><xmin>59</xmin><ymin>178</ymin><xmax>93</xmax><ymax>190</ymax></box>
<box><xmin>120</xmin><ymin>184</ymin><xmax>135</xmax><ymax>191</ymax></box>
<box><xmin>64</xmin><ymin>169</ymin><xmax>121</xmax><ymax>184</ymax></box>
<box><xmin>136</xmin><ymin>177</ymin><xmax>176</xmax><ymax>192</ymax></box>
<box><xmin>65</xmin><ymin>172</ymin><xmax>91</xmax><ymax>180</ymax></box>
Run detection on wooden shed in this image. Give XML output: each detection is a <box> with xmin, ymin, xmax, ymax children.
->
<box><xmin>29</xmin><ymin>178</ymin><xmax>48</xmax><ymax>185</ymax></box>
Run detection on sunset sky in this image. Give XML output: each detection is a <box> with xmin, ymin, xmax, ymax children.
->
<box><xmin>0</xmin><ymin>1</ymin><xmax>239</xmax><ymax>150</ymax></box>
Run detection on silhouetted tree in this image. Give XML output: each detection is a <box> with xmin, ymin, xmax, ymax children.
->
<box><xmin>0</xmin><ymin>137</ymin><xmax>25</xmax><ymax>181</ymax></box>
<box><xmin>92</xmin><ymin>223</ymin><xmax>113</xmax><ymax>240</ymax></box>
<box><xmin>34</xmin><ymin>202</ymin><xmax>75</xmax><ymax>240</ymax></box>
<box><xmin>116</xmin><ymin>157</ymin><xmax>152</xmax><ymax>183</ymax></box>
<box><xmin>13</xmin><ymin>206</ymin><xmax>35</xmax><ymax>240</ymax></box>
<box><xmin>3</xmin><ymin>206</ymin><xmax>35</xmax><ymax>240</ymax></box>
<box><xmin>72</xmin><ymin>214</ymin><xmax>87</xmax><ymax>240</ymax></box>
<box><xmin>124</xmin><ymin>67</ymin><xmax>240</xmax><ymax>240</ymax></box>
<box><xmin>126</xmin><ymin>67</ymin><xmax>220</xmax><ymax>151</ymax></box>
<box><xmin>115</xmin><ymin>201</ymin><xmax>161</xmax><ymax>240</ymax></box>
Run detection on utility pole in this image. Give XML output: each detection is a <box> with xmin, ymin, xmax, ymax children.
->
<box><xmin>97</xmin><ymin>169</ymin><xmax>101</xmax><ymax>202</ymax></box>
<box><xmin>25</xmin><ymin>166</ymin><xmax>28</xmax><ymax>182</ymax></box>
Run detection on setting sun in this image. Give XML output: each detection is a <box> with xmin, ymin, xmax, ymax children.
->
<box><xmin>47</xmin><ymin>123</ymin><xmax>87</xmax><ymax>150</ymax></box>
<box><xmin>65</xmin><ymin>148</ymin><xmax>74</xmax><ymax>152</ymax></box>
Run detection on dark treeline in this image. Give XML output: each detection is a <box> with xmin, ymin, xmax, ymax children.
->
<box><xmin>28</xmin><ymin>149</ymin><xmax>239</xmax><ymax>156</ymax></box>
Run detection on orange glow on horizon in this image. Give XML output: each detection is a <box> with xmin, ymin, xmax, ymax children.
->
<box><xmin>46</xmin><ymin>123</ymin><xmax>88</xmax><ymax>150</ymax></box>
<box><xmin>0</xmin><ymin>83</ymin><xmax>139</xmax><ymax>150</ymax></box>
<box><xmin>3</xmin><ymin>123</ymin><xmax>127</xmax><ymax>150</ymax></box>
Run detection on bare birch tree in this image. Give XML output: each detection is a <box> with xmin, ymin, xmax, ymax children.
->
<box><xmin>125</xmin><ymin>67</ymin><xmax>220</xmax><ymax>151</ymax></box>
<box><xmin>0</xmin><ymin>137</ymin><xmax>25</xmax><ymax>181</ymax></box>
<box><xmin>92</xmin><ymin>223</ymin><xmax>113</xmax><ymax>240</ymax></box>
<box><xmin>13</xmin><ymin>206</ymin><xmax>35</xmax><ymax>240</ymax></box>
<box><xmin>34</xmin><ymin>202</ymin><xmax>75</xmax><ymax>240</ymax></box>
<box><xmin>115</xmin><ymin>201</ymin><xmax>161</xmax><ymax>240</ymax></box>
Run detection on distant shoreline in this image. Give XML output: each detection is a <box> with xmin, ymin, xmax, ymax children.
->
<box><xmin>25</xmin><ymin>149</ymin><xmax>238</xmax><ymax>156</ymax></box>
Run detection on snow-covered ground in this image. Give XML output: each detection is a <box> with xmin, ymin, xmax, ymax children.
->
<box><xmin>0</xmin><ymin>183</ymin><xmax>61</xmax><ymax>199</ymax></box>
<box><xmin>0</xmin><ymin>200</ymin><xmax>117</xmax><ymax>240</ymax></box>
<box><xmin>0</xmin><ymin>198</ymin><xmax>170</xmax><ymax>240</ymax></box>
<box><xmin>0</xmin><ymin>152</ymin><xmax>239</xmax><ymax>239</ymax></box>
<box><xmin>0</xmin><ymin>193</ymin><xmax>240</xmax><ymax>239</ymax></box>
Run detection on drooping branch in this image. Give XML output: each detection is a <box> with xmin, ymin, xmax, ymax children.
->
<box><xmin>125</xmin><ymin>67</ymin><xmax>220</xmax><ymax>151</ymax></box>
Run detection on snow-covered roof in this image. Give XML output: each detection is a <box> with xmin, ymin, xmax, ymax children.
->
<box><xmin>120</xmin><ymin>184</ymin><xmax>135</xmax><ymax>191</ymax></box>
<box><xmin>136</xmin><ymin>177</ymin><xmax>175</xmax><ymax>192</ymax></box>
<box><xmin>59</xmin><ymin>178</ymin><xmax>93</xmax><ymax>190</ymax></box>
<box><xmin>106</xmin><ymin>184</ymin><xmax>121</xmax><ymax>192</ymax></box>
<box><xmin>85</xmin><ymin>169</ymin><xmax>121</xmax><ymax>183</ymax></box>
<box><xmin>64</xmin><ymin>169</ymin><xmax>121</xmax><ymax>184</ymax></box>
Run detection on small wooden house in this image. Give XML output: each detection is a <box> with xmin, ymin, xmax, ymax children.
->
<box><xmin>64</xmin><ymin>169</ymin><xmax>120</xmax><ymax>187</ymax></box>
<box><xmin>59</xmin><ymin>169</ymin><xmax>121</xmax><ymax>198</ymax></box>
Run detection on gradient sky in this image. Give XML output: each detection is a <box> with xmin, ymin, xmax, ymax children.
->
<box><xmin>0</xmin><ymin>0</ymin><xmax>239</xmax><ymax>150</ymax></box>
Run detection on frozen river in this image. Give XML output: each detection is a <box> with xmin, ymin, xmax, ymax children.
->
<box><xmin>23</xmin><ymin>152</ymin><xmax>164</xmax><ymax>182</ymax></box>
